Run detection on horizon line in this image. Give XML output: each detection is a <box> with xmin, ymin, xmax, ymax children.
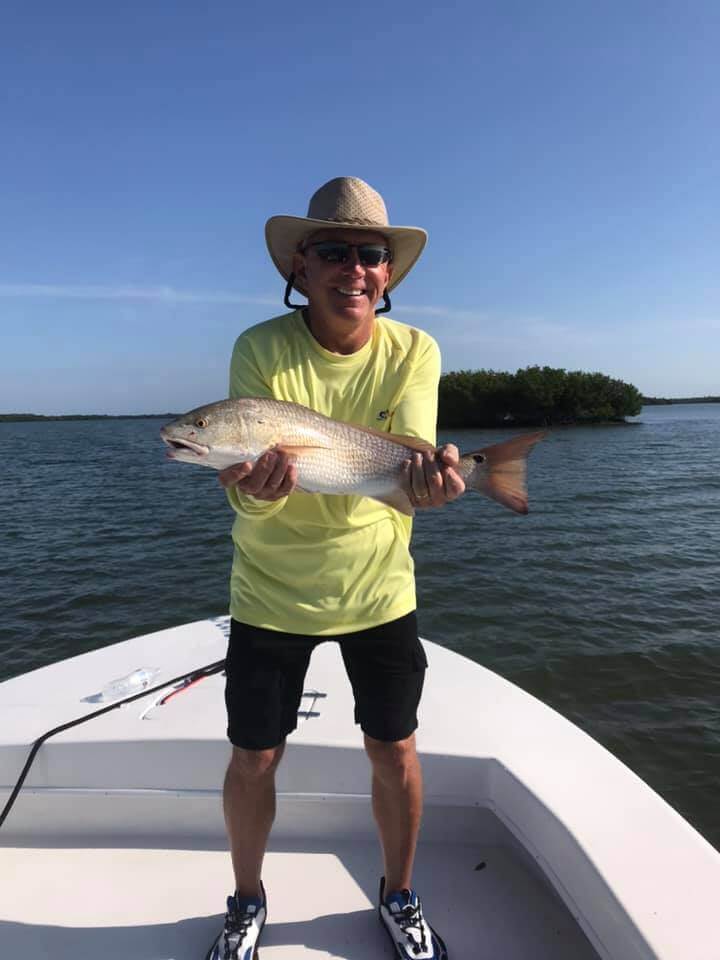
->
<box><xmin>3</xmin><ymin>396</ymin><xmax>718</xmax><ymax>421</ymax></box>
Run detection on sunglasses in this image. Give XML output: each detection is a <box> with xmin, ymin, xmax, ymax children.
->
<box><xmin>305</xmin><ymin>241</ymin><xmax>392</xmax><ymax>267</ymax></box>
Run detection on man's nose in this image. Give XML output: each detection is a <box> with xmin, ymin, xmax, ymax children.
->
<box><xmin>343</xmin><ymin>248</ymin><xmax>365</xmax><ymax>271</ymax></box>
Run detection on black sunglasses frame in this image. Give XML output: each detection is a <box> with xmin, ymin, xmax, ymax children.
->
<box><xmin>304</xmin><ymin>241</ymin><xmax>392</xmax><ymax>267</ymax></box>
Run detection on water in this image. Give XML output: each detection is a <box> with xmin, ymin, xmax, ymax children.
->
<box><xmin>1</xmin><ymin>405</ymin><xmax>719</xmax><ymax>848</ymax></box>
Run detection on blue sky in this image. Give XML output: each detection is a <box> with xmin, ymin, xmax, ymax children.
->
<box><xmin>1</xmin><ymin>1</ymin><xmax>718</xmax><ymax>414</ymax></box>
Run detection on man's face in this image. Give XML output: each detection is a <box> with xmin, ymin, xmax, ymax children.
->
<box><xmin>293</xmin><ymin>229</ymin><xmax>394</xmax><ymax>323</ymax></box>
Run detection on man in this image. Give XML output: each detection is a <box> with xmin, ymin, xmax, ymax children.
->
<box><xmin>208</xmin><ymin>177</ymin><xmax>464</xmax><ymax>960</ymax></box>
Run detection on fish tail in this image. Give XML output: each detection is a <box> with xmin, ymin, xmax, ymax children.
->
<box><xmin>461</xmin><ymin>432</ymin><xmax>544</xmax><ymax>515</ymax></box>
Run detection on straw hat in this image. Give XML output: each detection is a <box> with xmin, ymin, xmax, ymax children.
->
<box><xmin>265</xmin><ymin>177</ymin><xmax>427</xmax><ymax>296</ymax></box>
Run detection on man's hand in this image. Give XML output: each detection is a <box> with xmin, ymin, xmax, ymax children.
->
<box><xmin>402</xmin><ymin>444</ymin><xmax>466</xmax><ymax>509</ymax></box>
<box><xmin>219</xmin><ymin>449</ymin><xmax>298</xmax><ymax>501</ymax></box>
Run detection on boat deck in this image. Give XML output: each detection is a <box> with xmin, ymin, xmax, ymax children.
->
<box><xmin>4</xmin><ymin>617</ymin><xmax>720</xmax><ymax>959</ymax></box>
<box><xmin>2</xmin><ymin>834</ymin><xmax>598</xmax><ymax>959</ymax></box>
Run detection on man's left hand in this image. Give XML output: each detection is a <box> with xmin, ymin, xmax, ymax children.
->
<box><xmin>402</xmin><ymin>444</ymin><xmax>466</xmax><ymax>509</ymax></box>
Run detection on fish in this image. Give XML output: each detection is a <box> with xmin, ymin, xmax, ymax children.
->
<box><xmin>160</xmin><ymin>397</ymin><xmax>543</xmax><ymax>515</ymax></box>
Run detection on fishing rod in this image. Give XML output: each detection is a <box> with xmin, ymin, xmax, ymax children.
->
<box><xmin>0</xmin><ymin>659</ymin><xmax>225</xmax><ymax>831</ymax></box>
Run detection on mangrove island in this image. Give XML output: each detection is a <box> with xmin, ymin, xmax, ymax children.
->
<box><xmin>438</xmin><ymin>366</ymin><xmax>643</xmax><ymax>428</ymax></box>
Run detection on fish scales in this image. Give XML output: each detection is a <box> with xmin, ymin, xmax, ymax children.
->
<box><xmin>271</xmin><ymin>402</ymin><xmax>413</xmax><ymax>495</ymax></box>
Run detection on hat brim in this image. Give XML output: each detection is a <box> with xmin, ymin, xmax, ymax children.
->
<box><xmin>265</xmin><ymin>216</ymin><xmax>427</xmax><ymax>296</ymax></box>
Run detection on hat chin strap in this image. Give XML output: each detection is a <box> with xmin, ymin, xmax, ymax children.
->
<box><xmin>375</xmin><ymin>289</ymin><xmax>392</xmax><ymax>314</ymax></box>
<box><xmin>284</xmin><ymin>274</ymin><xmax>392</xmax><ymax>316</ymax></box>
<box><xmin>284</xmin><ymin>273</ymin><xmax>305</xmax><ymax>310</ymax></box>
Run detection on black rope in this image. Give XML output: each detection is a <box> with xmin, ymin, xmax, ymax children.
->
<box><xmin>0</xmin><ymin>659</ymin><xmax>226</xmax><ymax>831</ymax></box>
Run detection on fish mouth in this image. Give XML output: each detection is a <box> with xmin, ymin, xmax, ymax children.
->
<box><xmin>161</xmin><ymin>434</ymin><xmax>210</xmax><ymax>459</ymax></box>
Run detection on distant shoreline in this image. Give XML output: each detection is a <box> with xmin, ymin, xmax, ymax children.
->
<box><xmin>0</xmin><ymin>413</ymin><xmax>178</xmax><ymax>422</ymax></box>
<box><xmin>641</xmin><ymin>396</ymin><xmax>720</xmax><ymax>406</ymax></box>
<box><xmin>1</xmin><ymin>397</ymin><xmax>718</xmax><ymax>422</ymax></box>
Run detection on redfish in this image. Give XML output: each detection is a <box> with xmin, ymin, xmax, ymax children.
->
<box><xmin>161</xmin><ymin>398</ymin><xmax>543</xmax><ymax>515</ymax></box>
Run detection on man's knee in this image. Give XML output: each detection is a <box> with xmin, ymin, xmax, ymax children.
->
<box><xmin>227</xmin><ymin>742</ymin><xmax>285</xmax><ymax>782</ymax></box>
<box><xmin>364</xmin><ymin>733</ymin><xmax>418</xmax><ymax>781</ymax></box>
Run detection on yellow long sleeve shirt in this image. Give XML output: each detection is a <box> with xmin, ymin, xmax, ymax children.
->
<box><xmin>226</xmin><ymin>310</ymin><xmax>440</xmax><ymax>635</ymax></box>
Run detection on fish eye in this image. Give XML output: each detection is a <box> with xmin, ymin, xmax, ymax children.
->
<box><xmin>473</xmin><ymin>454</ymin><xmax>486</xmax><ymax>464</ymax></box>
<box><xmin>195</xmin><ymin>417</ymin><xmax>209</xmax><ymax>429</ymax></box>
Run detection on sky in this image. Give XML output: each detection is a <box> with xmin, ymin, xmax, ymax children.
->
<box><xmin>1</xmin><ymin>0</ymin><xmax>718</xmax><ymax>414</ymax></box>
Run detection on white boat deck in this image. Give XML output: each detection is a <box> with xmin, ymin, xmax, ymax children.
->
<box><xmin>1</xmin><ymin>834</ymin><xmax>598</xmax><ymax>959</ymax></box>
<box><xmin>2</xmin><ymin>617</ymin><xmax>720</xmax><ymax>959</ymax></box>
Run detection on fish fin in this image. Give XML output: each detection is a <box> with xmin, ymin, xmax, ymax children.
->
<box><xmin>275</xmin><ymin>443</ymin><xmax>332</xmax><ymax>458</ymax></box>
<box><xmin>348</xmin><ymin>422</ymin><xmax>435</xmax><ymax>454</ymax></box>
<box><xmin>370</xmin><ymin>489</ymin><xmax>416</xmax><ymax>517</ymax></box>
<box><xmin>462</xmin><ymin>432</ymin><xmax>544</xmax><ymax>515</ymax></box>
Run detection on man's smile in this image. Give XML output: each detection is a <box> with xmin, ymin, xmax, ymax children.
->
<box><xmin>335</xmin><ymin>287</ymin><xmax>366</xmax><ymax>297</ymax></box>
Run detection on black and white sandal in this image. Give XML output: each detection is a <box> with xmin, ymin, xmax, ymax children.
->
<box><xmin>378</xmin><ymin>876</ymin><xmax>448</xmax><ymax>959</ymax></box>
<box><xmin>205</xmin><ymin>883</ymin><xmax>267</xmax><ymax>960</ymax></box>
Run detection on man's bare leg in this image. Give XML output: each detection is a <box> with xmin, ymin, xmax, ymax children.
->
<box><xmin>364</xmin><ymin>733</ymin><xmax>423</xmax><ymax>894</ymax></box>
<box><xmin>223</xmin><ymin>742</ymin><xmax>285</xmax><ymax>898</ymax></box>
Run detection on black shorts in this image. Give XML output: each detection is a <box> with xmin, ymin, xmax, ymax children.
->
<box><xmin>224</xmin><ymin>612</ymin><xmax>427</xmax><ymax>750</ymax></box>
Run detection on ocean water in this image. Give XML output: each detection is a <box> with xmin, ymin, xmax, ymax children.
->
<box><xmin>1</xmin><ymin>404</ymin><xmax>719</xmax><ymax>848</ymax></box>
